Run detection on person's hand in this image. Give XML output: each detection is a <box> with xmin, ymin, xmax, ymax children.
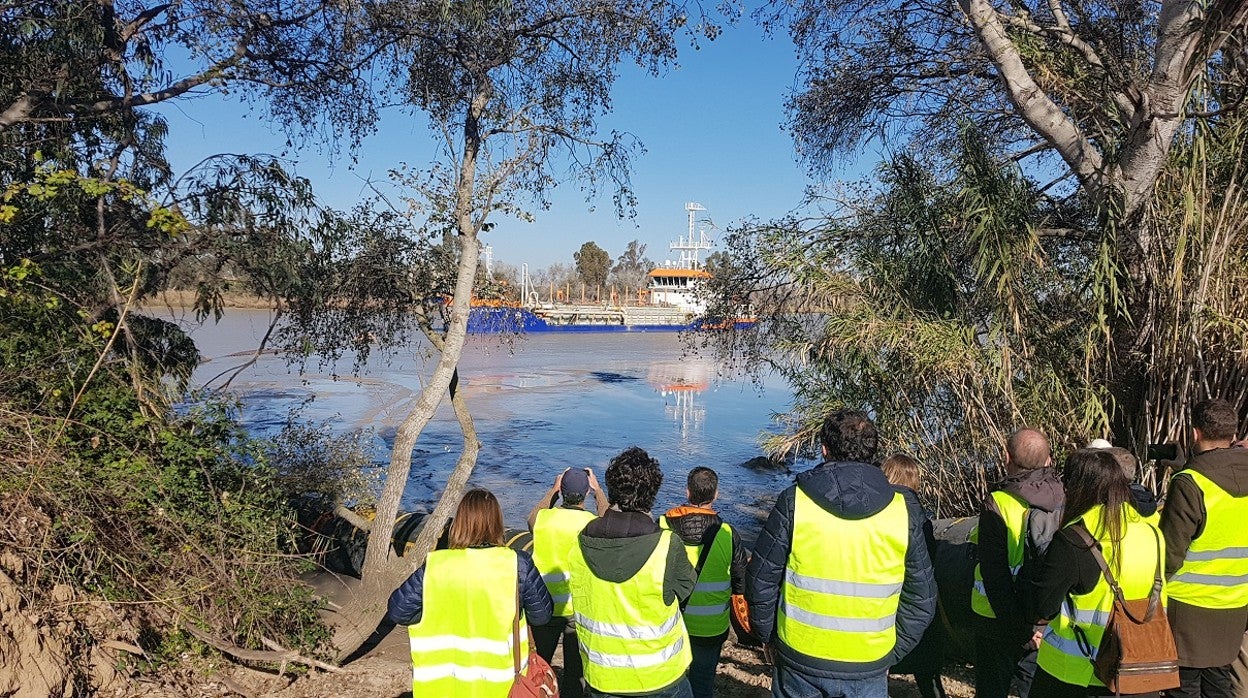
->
<box><xmin>1028</xmin><ymin>629</ymin><xmax>1044</xmax><ymax>650</ymax></box>
<box><xmin>586</xmin><ymin>468</ymin><xmax>601</xmax><ymax>492</ymax></box>
<box><xmin>555</xmin><ymin>468</ymin><xmax>569</xmax><ymax>490</ymax></box>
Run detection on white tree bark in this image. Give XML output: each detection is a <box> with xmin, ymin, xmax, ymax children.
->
<box><xmin>328</xmin><ymin>87</ymin><xmax>490</xmax><ymax>662</ymax></box>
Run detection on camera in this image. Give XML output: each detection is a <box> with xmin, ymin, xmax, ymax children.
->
<box><xmin>1147</xmin><ymin>443</ymin><xmax>1178</xmax><ymax>462</ymax></box>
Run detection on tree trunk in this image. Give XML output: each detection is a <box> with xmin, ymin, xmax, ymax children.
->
<box><xmin>329</xmin><ymin>86</ymin><xmax>489</xmax><ymax>662</ymax></box>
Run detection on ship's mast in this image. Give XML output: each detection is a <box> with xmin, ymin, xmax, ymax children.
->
<box><xmin>671</xmin><ymin>202</ymin><xmax>712</xmax><ymax>269</ymax></box>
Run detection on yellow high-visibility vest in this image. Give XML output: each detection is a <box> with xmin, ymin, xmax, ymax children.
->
<box><xmin>1168</xmin><ymin>469</ymin><xmax>1248</xmax><ymax>609</ymax></box>
<box><xmin>777</xmin><ymin>488</ymin><xmax>909</xmax><ymax>663</ymax></box>
<box><xmin>407</xmin><ymin>547</ymin><xmax>526</xmax><ymax>697</ymax></box>
<box><xmin>659</xmin><ymin>515</ymin><xmax>734</xmax><ymax>637</ymax></box>
<box><xmin>532</xmin><ymin>507</ymin><xmax>596</xmax><ymax>617</ymax></box>
<box><xmin>1037</xmin><ymin>504</ymin><xmax>1165</xmax><ymax>687</ymax></box>
<box><xmin>567</xmin><ymin>529</ymin><xmax>691</xmax><ymax>693</ymax></box>
<box><xmin>969</xmin><ymin>490</ymin><xmax>1029</xmax><ymax>619</ymax></box>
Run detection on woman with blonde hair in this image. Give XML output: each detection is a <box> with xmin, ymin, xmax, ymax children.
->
<box><xmin>881</xmin><ymin>453</ymin><xmax>947</xmax><ymax>698</ymax></box>
<box><xmin>388</xmin><ymin>488</ymin><xmax>553</xmax><ymax>697</ymax></box>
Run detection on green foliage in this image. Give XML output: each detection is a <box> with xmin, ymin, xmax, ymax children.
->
<box><xmin>712</xmin><ymin>113</ymin><xmax>1248</xmax><ymax>513</ymax></box>
<box><xmin>708</xmin><ymin>130</ymin><xmax>1115</xmax><ymax>514</ymax></box>
<box><xmin>0</xmin><ymin>267</ymin><xmax>331</xmax><ymax>667</ymax></box>
<box><xmin>574</xmin><ymin>240</ymin><xmax>612</xmax><ymax>287</ymax></box>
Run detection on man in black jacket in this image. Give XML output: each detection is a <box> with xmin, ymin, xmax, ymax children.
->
<box><xmin>746</xmin><ymin>410</ymin><xmax>937</xmax><ymax>698</ymax></box>
<box><xmin>1161</xmin><ymin>399</ymin><xmax>1248</xmax><ymax>698</ymax></box>
<box><xmin>660</xmin><ymin>467</ymin><xmax>750</xmax><ymax>698</ymax></box>
<box><xmin>970</xmin><ymin>427</ymin><xmax>1064</xmax><ymax>698</ymax></box>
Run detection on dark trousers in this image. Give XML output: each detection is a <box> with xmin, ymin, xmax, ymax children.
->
<box><xmin>587</xmin><ymin>675</ymin><xmax>692</xmax><ymax>697</ymax></box>
<box><xmin>532</xmin><ymin>616</ymin><xmax>584</xmax><ymax>698</ymax></box>
<box><xmin>1032</xmin><ymin>667</ymin><xmax>1160</xmax><ymax>697</ymax></box>
<box><xmin>1168</xmin><ymin>665</ymin><xmax>1236</xmax><ymax>698</ymax></box>
<box><xmin>770</xmin><ymin>655</ymin><xmax>888</xmax><ymax>698</ymax></box>
<box><xmin>688</xmin><ymin>638</ymin><xmax>724</xmax><ymax>698</ymax></box>
<box><xmin>974</xmin><ymin>626</ymin><xmax>1037</xmax><ymax>698</ymax></box>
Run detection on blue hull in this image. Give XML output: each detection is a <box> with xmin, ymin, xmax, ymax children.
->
<box><xmin>466</xmin><ymin>307</ymin><xmax>753</xmax><ymax>334</ymax></box>
<box><xmin>468</xmin><ymin>307</ymin><xmax>687</xmax><ymax>333</ymax></box>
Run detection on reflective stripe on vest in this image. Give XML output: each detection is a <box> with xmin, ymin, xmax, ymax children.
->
<box><xmin>532</xmin><ymin>507</ymin><xmax>596</xmax><ymax>617</ymax></box>
<box><xmin>1168</xmin><ymin>469</ymin><xmax>1248</xmax><ymax>609</ymax></box>
<box><xmin>659</xmin><ymin>515</ymin><xmax>735</xmax><ymax>636</ymax></box>
<box><xmin>408</xmin><ymin>547</ymin><xmax>526</xmax><ymax>697</ymax></box>
<box><xmin>970</xmin><ymin>489</ymin><xmax>1030</xmax><ymax>619</ymax></box>
<box><xmin>1036</xmin><ymin>504</ymin><xmax>1165</xmax><ymax>688</ymax></box>
<box><xmin>777</xmin><ymin>488</ymin><xmax>909</xmax><ymax>663</ymax></box>
<box><xmin>567</xmin><ymin>529</ymin><xmax>692</xmax><ymax>693</ymax></box>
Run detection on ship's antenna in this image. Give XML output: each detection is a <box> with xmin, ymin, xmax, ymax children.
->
<box><xmin>675</xmin><ymin>202</ymin><xmax>710</xmax><ymax>269</ymax></box>
<box><xmin>481</xmin><ymin>244</ymin><xmax>494</xmax><ymax>279</ymax></box>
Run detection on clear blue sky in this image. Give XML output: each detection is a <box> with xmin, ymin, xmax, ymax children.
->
<box><xmin>157</xmin><ymin>23</ymin><xmax>873</xmax><ymax>269</ymax></box>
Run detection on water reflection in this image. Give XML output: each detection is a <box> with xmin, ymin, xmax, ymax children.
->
<box><xmin>647</xmin><ymin>360</ymin><xmax>710</xmax><ymax>445</ymax></box>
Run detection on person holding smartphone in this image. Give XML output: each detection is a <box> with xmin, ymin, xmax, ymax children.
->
<box><xmin>528</xmin><ymin>467</ymin><xmax>607</xmax><ymax>698</ymax></box>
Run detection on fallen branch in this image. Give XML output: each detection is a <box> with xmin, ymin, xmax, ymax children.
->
<box><xmin>169</xmin><ymin>612</ymin><xmax>342</xmax><ymax>674</ymax></box>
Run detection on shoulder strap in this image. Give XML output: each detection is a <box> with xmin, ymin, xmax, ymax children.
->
<box><xmin>693</xmin><ymin>521</ymin><xmax>723</xmax><ymax>577</ymax></box>
<box><xmin>679</xmin><ymin>521</ymin><xmax>722</xmax><ymax>612</ymax></box>
<box><xmin>512</xmin><ymin>555</ymin><xmax>523</xmax><ymax>677</ymax></box>
<box><xmin>1070</xmin><ymin>521</ymin><xmax>1163</xmax><ymax>623</ymax></box>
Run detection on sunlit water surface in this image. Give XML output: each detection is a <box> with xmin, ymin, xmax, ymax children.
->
<box><xmin>179</xmin><ymin>310</ymin><xmax>800</xmax><ymax>540</ymax></box>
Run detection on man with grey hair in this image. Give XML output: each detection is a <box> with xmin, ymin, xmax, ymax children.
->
<box><xmin>970</xmin><ymin>427</ymin><xmax>1065</xmax><ymax>698</ymax></box>
<box><xmin>1087</xmin><ymin>441</ymin><xmax>1159</xmax><ymax>520</ymax></box>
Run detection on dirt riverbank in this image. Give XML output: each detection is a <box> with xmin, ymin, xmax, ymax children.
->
<box><xmin>116</xmin><ymin>569</ymin><xmax>977</xmax><ymax>697</ymax></box>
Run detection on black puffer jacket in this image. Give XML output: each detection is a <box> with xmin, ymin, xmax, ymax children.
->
<box><xmin>387</xmin><ymin>547</ymin><xmax>553</xmax><ymax>627</ymax></box>
<box><xmin>746</xmin><ymin>461</ymin><xmax>937</xmax><ymax>679</ymax></box>
<box><xmin>662</xmin><ymin>505</ymin><xmax>750</xmax><ymax>644</ymax></box>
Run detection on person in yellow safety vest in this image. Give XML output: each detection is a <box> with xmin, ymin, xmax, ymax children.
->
<box><xmin>658</xmin><ymin>466</ymin><xmax>749</xmax><ymax>698</ymax></box>
<box><xmin>970</xmin><ymin>427</ymin><xmax>1065</xmax><ymax>698</ymax></box>
<box><xmin>388</xmin><ymin>489</ymin><xmax>554</xmax><ymax>697</ymax></box>
<box><xmin>566</xmin><ymin>446</ymin><xmax>698</xmax><ymax>697</ymax></box>
<box><xmin>1160</xmin><ymin>399</ymin><xmax>1248</xmax><ymax>698</ymax></box>
<box><xmin>879</xmin><ymin>454</ymin><xmax>947</xmax><ymax>698</ymax></box>
<box><xmin>746</xmin><ymin>410</ymin><xmax>937</xmax><ymax>698</ymax></box>
<box><xmin>528</xmin><ymin>466</ymin><xmax>608</xmax><ymax>698</ymax></box>
<box><xmin>1024</xmin><ymin>448</ymin><xmax>1168</xmax><ymax>697</ymax></box>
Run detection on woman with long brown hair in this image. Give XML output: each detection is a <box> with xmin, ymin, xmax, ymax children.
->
<box><xmin>1025</xmin><ymin>449</ymin><xmax>1168</xmax><ymax>696</ymax></box>
<box><xmin>388</xmin><ymin>488</ymin><xmax>553</xmax><ymax>697</ymax></box>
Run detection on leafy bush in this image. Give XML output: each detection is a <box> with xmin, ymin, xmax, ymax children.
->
<box><xmin>0</xmin><ymin>268</ymin><xmax>330</xmax><ymax>670</ymax></box>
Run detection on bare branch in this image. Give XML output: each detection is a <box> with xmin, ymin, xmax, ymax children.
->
<box><xmin>957</xmin><ymin>0</ymin><xmax>1105</xmax><ymax>190</ymax></box>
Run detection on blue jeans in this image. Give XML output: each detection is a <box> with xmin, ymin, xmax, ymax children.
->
<box><xmin>587</xmin><ymin>675</ymin><xmax>693</xmax><ymax>697</ymax></box>
<box><xmin>771</xmin><ymin>658</ymin><xmax>888</xmax><ymax>698</ymax></box>
<box><xmin>688</xmin><ymin>639</ymin><xmax>725</xmax><ymax>698</ymax></box>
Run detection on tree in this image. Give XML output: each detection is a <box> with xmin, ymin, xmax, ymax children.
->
<box><xmin>273</xmin><ymin>0</ymin><xmax>702</xmax><ymax>660</ymax></box>
<box><xmin>610</xmin><ymin>238</ymin><xmax>654</xmax><ymax>290</ymax></box>
<box><xmin>745</xmin><ymin>0</ymin><xmax>1248</xmax><ymax>447</ymax></box>
<box><xmin>1</xmin><ymin>0</ymin><xmax>367</xmax><ymax>146</ymax></box>
<box><xmin>708</xmin><ymin>119</ymin><xmax>1248</xmax><ymax>513</ymax></box>
<box><xmin>574</xmin><ymin>240</ymin><xmax>612</xmax><ymax>288</ymax></box>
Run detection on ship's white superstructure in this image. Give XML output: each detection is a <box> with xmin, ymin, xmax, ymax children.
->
<box><xmin>648</xmin><ymin>202</ymin><xmax>713</xmax><ymax>314</ymax></box>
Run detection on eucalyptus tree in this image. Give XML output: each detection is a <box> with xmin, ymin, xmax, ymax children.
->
<box><xmin>281</xmin><ymin>0</ymin><xmax>705</xmax><ymax>659</ymax></box>
<box><xmin>611</xmin><ymin>238</ymin><xmax>654</xmax><ymax>290</ymax></box>
<box><xmin>714</xmin><ymin>0</ymin><xmax>1248</xmax><ymax>471</ymax></box>
<box><xmin>575</xmin><ymin>240</ymin><xmax>613</xmax><ymax>287</ymax></box>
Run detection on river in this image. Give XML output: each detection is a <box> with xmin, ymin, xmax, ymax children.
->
<box><xmin>180</xmin><ymin>309</ymin><xmax>799</xmax><ymax>540</ymax></box>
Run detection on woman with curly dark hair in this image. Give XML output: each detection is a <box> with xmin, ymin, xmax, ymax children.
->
<box><xmin>567</xmin><ymin>446</ymin><xmax>699</xmax><ymax>697</ymax></box>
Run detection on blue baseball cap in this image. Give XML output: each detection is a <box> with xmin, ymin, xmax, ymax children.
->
<box><xmin>561</xmin><ymin>468</ymin><xmax>591</xmax><ymax>498</ymax></box>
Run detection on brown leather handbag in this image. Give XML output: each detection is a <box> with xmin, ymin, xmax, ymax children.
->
<box><xmin>1071</xmin><ymin>525</ymin><xmax>1180</xmax><ymax>695</ymax></box>
<box><xmin>508</xmin><ymin>585</ymin><xmax>559</xmax><ymax>698</ymax></box>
